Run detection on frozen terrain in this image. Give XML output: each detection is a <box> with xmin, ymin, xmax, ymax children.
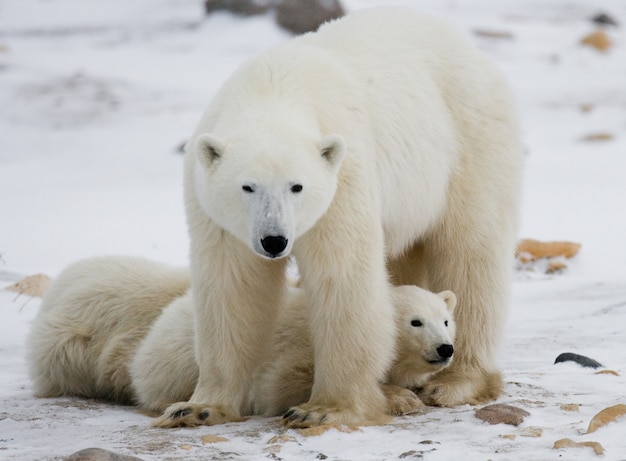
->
<box><xmin>1</xmin><ymin>0</ymin><xmax>625</xmax><ymax>459</ymax></box>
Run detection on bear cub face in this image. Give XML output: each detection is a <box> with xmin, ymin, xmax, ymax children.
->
<box><xmin>387</xmin><ymin>285</ymin><xmax>457</xmax><ymax>388</ymax></box>
<box><xmin>192</xmin><ymin>130</ymin><xmax>346</xmax><ymax>259</ymax></box>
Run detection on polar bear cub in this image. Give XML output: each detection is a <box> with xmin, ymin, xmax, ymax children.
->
<box><xmin>28</xmin><ymin>256</ymin><xmax>456</xmax><ymax>425</ymax></box>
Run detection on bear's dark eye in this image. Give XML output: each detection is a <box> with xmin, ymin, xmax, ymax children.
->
<box><xmin>444</xmin><ymin>320</ymin><xmax>449</xmax><ymax>327</ymax></box>
<box><xmin>290</xmin><ymin>184</ymin><xmax>303</xmax><ymax>193</ymax></box>
<box><xmin>242</xmin><ymin>185</ymin><xmax>254</xmax><ymax>193</ymax></box>
<box><xmin>410</xmin><ymin>319</ymin><xmax>422</xmax><ymax>327</ymax></box>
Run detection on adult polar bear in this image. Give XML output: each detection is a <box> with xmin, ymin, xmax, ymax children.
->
<box><xmin>177</xmin><ymin>8</ymin><xmax>522</xmax><ymax>427</ymax></box>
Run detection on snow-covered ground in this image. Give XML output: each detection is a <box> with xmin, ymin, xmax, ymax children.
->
<box><xmin>1</xmin><ymin>0</ymin><xmax>625</xmax><ymax>459</ymax></box>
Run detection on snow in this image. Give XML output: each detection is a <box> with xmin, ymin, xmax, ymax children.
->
<box><xmin>1</xmin><ymin>0</ymin><xmax>625</xmax><ymax>459</ymax></box>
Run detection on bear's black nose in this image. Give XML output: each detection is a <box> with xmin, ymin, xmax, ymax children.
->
<box><xmin>437</xmin><ymin>344</ymin><xmax>454</xmax><ymax>359</ymax></box>
<box><xmin>261</xmin><ymin>235</ymin><xmax>288</xmax><ymax>257</ymax></box>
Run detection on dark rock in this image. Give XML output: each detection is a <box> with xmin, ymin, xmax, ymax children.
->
<box><xmin>475</xmin><ymin>403</ymin><xmax>530</xmax><ymax>426</ymax></box>
<box><xmin>591</xmin><ymin>12</ymin><xmax>619</xmax><ymax>27</ymax></box>
<box><xmin>204</xmin><ymin>0</ymin><xmax>272</xmax><ymax>17</ymax></box>
<box><xmin>554</xmin><ymin>352</ymin><xmax>603</xmax><ymax>369</ymax></box>
<box><xmin>64</xmin><ymin>448</ymin><xmax>144</xmax><ymax>461</ymax></box>
<box><xmin>275</xmin><ymin>0</ymin><xmax>345</xmax><ymax>35</ymax></box>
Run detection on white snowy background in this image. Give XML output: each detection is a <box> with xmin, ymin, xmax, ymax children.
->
<box><xmin>1</xmin><ymin>0</ymin><xmax>625</xmax><ymax>459</ymax></box>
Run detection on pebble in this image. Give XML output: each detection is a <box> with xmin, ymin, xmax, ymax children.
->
<box><xmin>591</xmin><ymin>13</ymin><xmax>619</xmax><ymax>27</ymax></box>
<box><xmin>580</xmin><ymin>30</ymin><xmax>612</xmax><ymax>52</ymax></box>
<box><xmin>554</xmin><ymin>352</ymin><xmax>603</xmax><ymax>369</ymax></box>
<box><xmin>64</xmin><ymin>448</ymin><xmax>143</xmax><ymax>461</ymax></box>
<box><xmin>553</xmin><ymin>438</ymin><xmax>604</xmax><ymax>455</ymax></box>
<box><xmin>474</xmin><ymin>403</ymin><xmax>530</xmax><ymax>426</ymax></box>
<box><xmin>587</xmin><ymin>404</ymin><xmax>626</xmax><ymax>434</ymax></box>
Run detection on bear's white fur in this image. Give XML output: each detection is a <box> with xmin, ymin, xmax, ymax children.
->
<box><xmin>28</xmin><ymin>256</ymin><xmax>457</xmax><ymax>426</ymax></box>
<box><xmin>27</xmin><ymin>256</ymin><xmax>189</xmax><ymax>403</ymax></box>
<box><xmin>182</xmin><ymin>7</ymin><xmax>522</xmax><ymax>426</ymax></box>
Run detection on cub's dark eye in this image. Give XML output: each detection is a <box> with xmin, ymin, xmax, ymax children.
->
<box><xmin>290</xmin><ymin>184</ymin><xmax>303</xmax><ymax>193</ymax></box>
<box><xmin>444</xmin><ymin>320</ymin><xmax>449</xmax><ymax>327</ymax></box>
<box><xmin>242</xmin><ymin>185</ymin><xmax>254</xmax><ymax>193</ymax></box>
<box><xmin>410</xmin><ymin>319</ymin><xmax>423</xmax><ymax>327</ymax></box>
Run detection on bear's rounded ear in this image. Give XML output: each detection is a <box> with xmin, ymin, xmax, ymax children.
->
<box><xmin>438</xmin><ymin>290</ymin><xmax>457</xmax><ymax>313</ymax></box>
<box><xmin>317</xmin><ymin>134</ymin><xmax>346</xmax><ymax>173</ymax></box>
<box><xmin>194</xmin><ymin>133</ymin><xmax>223</xmax><ymax>169</ymax></box>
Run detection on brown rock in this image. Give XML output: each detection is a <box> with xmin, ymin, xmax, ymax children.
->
<box><xmin>546</xmin><ymin>260</ymin><xmax>567</xmax><ymax>274</ymax></box>
<box><xmin>520</xmin><ymin>426</ymin><xmax>543</xmax><ymax>437</ymax></box>
<box><xmin>581</xmin><ymin>132</ymin><xmax>614</xmax><ymax>142</ymax></box>
<box><xmin>201</xmin><ymin>434</ymin><xmax>229</xmax><ymax>444</ymax></box>
<box><xmin>4</xmin><ymin>273</ymin><xmax>52</xmax><ymax>297</ymax></box>
<box><xmin>473</xmin><ymin>29</ymin><xmax>514</xmax><ymax>39</ymax></box>
<box><xmin>275</xmin><ymin>0</ymin><xmax>344</xmax><ymax>34</ymax></box>
<box><xmin>553</xmin><ymin>438</ymin><xmax>604</xmax><ymax>455</ymax></box>
<box><xmin>296</xmin><ymin>423</ymin><xmax>356</xmax><ymax>437</ymax></box>
<box><xmin>595</xmin><ymin>369</ymin><xmax>620</xmax><ymax>376</ymax></box>
<box><xmin>64</xmin><ymin>448</ymin><xmax>143</xmax><ymax>461</ymax></box>
<box><xmin>475</xmin><ymin>403</ymin><xmax>530</xmax><ymax>426</ymax></box>
<box><xmin>516</xmin><ymin>239</ymin><xmax>581</xmax><ymax>260</ymax></box>
<box><xmin>560</xmin><ymin>403</ymin><xmax>580</xmax><ymax>412</ymax></box>
<box><xmin>581</xmin><ymin>30</ymin><xmax>612</xmax><ymax>51</ymax></box>
<box><xmin>587</xmin><ymin>404</ymin><xmax>626</xmax><ymax>433</ymax></box>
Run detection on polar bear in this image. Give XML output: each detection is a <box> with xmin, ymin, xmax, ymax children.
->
<box><xmin>180</xmin><ymin>7</ymin><xmax>522</xmax><ymax>427</ymax></box>
<box><xmin>27</xmin><ymin>256</ymin><xmax>457</xmax><ymax>425</ymax></box>
<box><xmin>28</xmin><ymin>256</ymin><xmax>190</xmax><ymax>404</ymax></box>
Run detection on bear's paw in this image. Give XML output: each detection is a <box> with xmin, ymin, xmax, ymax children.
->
<box><xmin>418</xmin><ymin>368</ymin><xmax>503</xmax><ymax>407</ymax></box>
<box><xmin>381</xmin><ymin>384</ymin><xmax>424</xmax><ymax>416</ymax></box>
<box><xmin>282</xmin><ymin>403</ymin><xmax>390</xmax><ymax>428</ymax></box>
<box><xmin>151</xmin><ymin>402</ymin><xmax>244</xmax><ymax>428</ymax></box>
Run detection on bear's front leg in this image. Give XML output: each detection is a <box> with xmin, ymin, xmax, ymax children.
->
<box><xmin>172</xmin><ymin>231</ymin><xmax>287</xmax><ymax>428</ymax></box>
<box><xmin>286</xmin><ymin>189</ymin><xmax>396</xmax><ymax>428</ymax></box>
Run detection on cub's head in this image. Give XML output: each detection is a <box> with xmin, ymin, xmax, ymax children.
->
<box><xmin>191</xmin><ymin>131</ymin><xmax>345</xmax><ymax>259</ymax></box>
<box><xmin>387</xmin><ymin>285</ymin><xmax>457</xmax><ymax>388</ymax></box>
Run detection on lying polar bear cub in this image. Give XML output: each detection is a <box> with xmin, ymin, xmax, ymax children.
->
<box><xmin>28</xmin><ymin>256</ymin><xmax>456</xmax><ymax>426</ymax></box>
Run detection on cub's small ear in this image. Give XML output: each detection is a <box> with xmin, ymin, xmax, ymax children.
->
<box><xmin>438</xmin><ymin>290</ymin><xmax>457</xmax><ymax>313</ymax></box>
<box><xmin>317</xmin><ymin>134</ymin><xmax>346</xmax><ymax>173</ymax></box>
<box><xmin>194</xmin><ymin>133</ymin><xmax>223</xmax><ymax>169</ymax></box>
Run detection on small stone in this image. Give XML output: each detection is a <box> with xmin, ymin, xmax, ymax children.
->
<box><xmin>264</xmin><ymin>445</ymin><xmax>282</xmax><ymax>454</ymax></box>
<box><xmin>587</xmin><ymin>404</ymin><xmax>626</xmax><ymax>433</ymax></box>
<box><xmin>267</xmin><ymin>434</ymin><xmax>296</xmax><ymax>444</ymax></box>
<box><xmin>64</xmin><ymin>448</ymin><xmax>144</xmax><ymax>461</ymax></box>
<box><xmin>516</xmin><ymin>239</ymin><xmax>581</xmax><ymax>259</ymax></box>
<box><xmin>473</xmin><ymin>29</ymin><xmax>514</xmax><ymax>40</ymax></box>
<box><xmin>595</xmin><ymin>369</ymin><xmax>620</xmax><ymax>376</ymax></box>
<box><xmin>475</xmin><ymin>403</ymin><xmax>530</xmax><ymax>426</ymax></box>
<box><xmin>204</xmin><ymin>0</ymin><xmax>271</xmax><ymax>16</ymax></box>
<box><xmin>560</xmin><ymin>403</ymin><xmax>580</xmax><ymax>412</ymax></box>
<box><xmin>546</xmin><ymin>260</ymin><xmax>567</xmax><ymax>274</ymax></box>
<box><xmin>275</xmin><ymin>0</ymin><xmax>344</xmax><ymax>35</ymax></box>
<box><xmin>553</xmin><ymin>438</ymin><xmax>604</xmax><ymax>455</ymax></box>
<box><xmin>591</xmin><ymin>13</ymin><xmax>619</xmax><ymax>27</ymax></box>
<box><xmin>581</xmin><ymin>132</ymin><xmax>614</xmax><ymax>142</ymax></box>
<box><xmin>580</xmin><ymin>103</ymin><xmax>594</xmax><ymax>113</ymax></box>
<box><xmin>500</xmin><ymin>434</ymin><xmax>516</xmax><ymax>440</ymax></box>
<box><xmin>520</xmin><ymin>426</ymin><xmax>543</xmax><ymax>438</ymax></box>
<box><xmin>201</xmin><ymin>434</ymin><xmax>229</xmax><ymax>444</ymax></box>
<box><xmin>581</xmin><ymin>30</ymin><xmax>612</xmax><ymax>52</ymax></box>
<box><xmin>554</xmin><ymin>352</ymin><xmax>603</xmax><ymax>369</ymax></box>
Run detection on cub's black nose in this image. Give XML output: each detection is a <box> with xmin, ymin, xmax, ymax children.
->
<box><xmin>261</xmin><ymin>235</ymin><xmax>288</xmax><ymax>257</ymax></box>
<box><xmin>437</xmin><ymin>344</ymin><xmax>454</xmax><ymax>359</ymax></box>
